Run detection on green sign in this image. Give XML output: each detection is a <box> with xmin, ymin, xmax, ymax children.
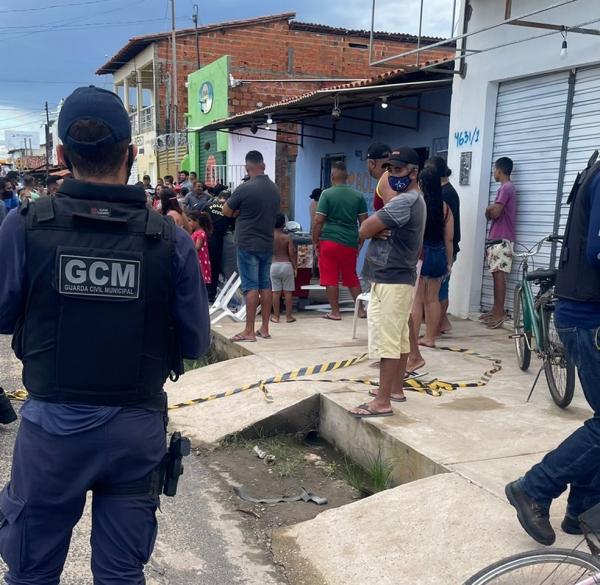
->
<box><xmin>186</xmin><ymin>56</ymin><xmax>230</xmax><ymax>181</ymax></box>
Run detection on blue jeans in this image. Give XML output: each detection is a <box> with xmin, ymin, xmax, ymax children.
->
<box><xmin>522</xmin><ymin>325</ymin><xmax>600</xmax><ymax>517</ymax></box>
<box><xmin>0</xmin><ymin>410</ymin><xmax>166</xmax><ymax>584</ymax></box>
<box><xmin>237</xmin><ymin>249</ymin><xmax>272</xmax><ymax>292</ymax></box>
<box><xmin>421</xmin><ymin>244</ymin><xmax>447</xmax><ymax>279</ymax></box>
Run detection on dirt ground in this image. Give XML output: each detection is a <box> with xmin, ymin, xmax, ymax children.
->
<box><xmin>200</xmin><ymin>434</ymin><xmax>364</xmax><ymax>553</ymax></box>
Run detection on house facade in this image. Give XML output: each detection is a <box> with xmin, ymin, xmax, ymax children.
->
<box><xmin>96</xmin><ymin>11</ymin><xmax>452</xmax><ymax>185</ymax></box>
<box><xmin>447</xmin><ymin>0</ymin><xmax>600</xmax><ymax>317</ymax></box>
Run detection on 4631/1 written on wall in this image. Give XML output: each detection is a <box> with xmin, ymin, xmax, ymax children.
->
<box><xmin>454</xmin><ymin>128</ymin><xmax>480</xmax><ymax>148</ymax></box>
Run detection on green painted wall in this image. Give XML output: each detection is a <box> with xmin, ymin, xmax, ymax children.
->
<box><xmin>187</xmin><ymin>55</ymin><xmax>229</xmax><ymax>179</ymax></box>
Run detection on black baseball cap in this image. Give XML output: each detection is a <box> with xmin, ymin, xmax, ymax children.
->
<box><xmin>58</xmin><ymin>86</ymin><xmax>131</xmax><ymax>149</ymax></box>
<box><xmin>367</xmin><ymin>143</ymin><xmax>391</xmax><ymax>160</ymax></box>
<box><xmin>388</xmin><ymin>146</ymin><xmax>420</xmax><ymax>167</ymax></box>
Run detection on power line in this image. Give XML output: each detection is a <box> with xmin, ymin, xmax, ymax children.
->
<box><xmin>0</xmin><ymin>0</ymin><xmax>114</xmax><ymax>14</ymax></box>
<box><xmin>0</xmin><ymin>79</ymin><xmax>113</xmax><ymax>85</ymax></box>
<box><xmin>0</xmin><ymin>16</ymin><xmax>188</xmax><ymax>31</ymax></box>
<box><xmin>0</xmin><ymin>111</ymin><xmax>44</xmax><ymax>124</ymax></box>
<box><xmin>0</xmin><ymin>0</ymin><xmax>147</xmax><ymax>42</ymax></box>
<box><xmin>0</xmin><ymin>118</ymin><xmax>44</xmax><ymax>130</ymax></box>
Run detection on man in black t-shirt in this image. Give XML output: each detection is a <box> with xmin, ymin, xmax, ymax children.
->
<box><xmin>223</xmin><ymin>151</ymin><xmax>280</xmax><ymax>341</ymax></box>
<box><xmin>205</xmin><ymin>191</ymin><xmax>235</xmax><ymax>301</ymax></box>
<box><xmin>425</xmin><ymin>157</ymin><xmax>460</xmax><ymax>335</ymax></box>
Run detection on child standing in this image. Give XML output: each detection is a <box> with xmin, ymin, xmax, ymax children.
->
<box><xmin>270</xmin><ymin>214</ymin><xmax>297</xmax><ymax>323</ymax></box>
<box><xmin>187</xmin><ymin>211</ymin><xmax>213</xmax><ymax>286</ymax></box>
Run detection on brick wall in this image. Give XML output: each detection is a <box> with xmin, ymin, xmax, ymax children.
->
<box><xmin>154</xmin><ymin>19</ymin><xmax>452</xmax><ymax>133</ymax></box>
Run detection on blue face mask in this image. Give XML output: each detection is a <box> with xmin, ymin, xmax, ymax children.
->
<box><xmin>388</xmin><ymin>174</ymin><xmax>412</xmax><ymax>193</ymax></box>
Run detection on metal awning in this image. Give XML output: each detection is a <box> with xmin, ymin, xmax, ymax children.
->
<box><xmin>192</xmin><ymin>77</ymin><xmax>452</xmax><ymax>133</ymax></box>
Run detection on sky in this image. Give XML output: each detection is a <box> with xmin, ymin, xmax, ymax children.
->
<box><xmin>0</xmin><ymin>0</ymin><xmax>454</xmax><ymax>152</ymax></box>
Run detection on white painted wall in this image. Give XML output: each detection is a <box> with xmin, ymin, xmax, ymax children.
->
<box><xmin>448</xmin><ymin>0</ymin><xmax>600</xmax><ymax>317</ymax></box>
<box><xmin>226</xmin><ymin>127</ymin><xmax>277</xmax><ymax>179</ymax></box>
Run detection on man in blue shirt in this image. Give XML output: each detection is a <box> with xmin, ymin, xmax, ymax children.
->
<box><xmin>506</xmin><ymin>159</ymin><xmax>600</xmax><ymax>546</ymax></box>
<box><xmin>0</xmin><ymin>86</ymin><xmax>210</xmax><ymax>584</ymax></box>
<box><xmin>1</xmin><ymin>178</ymin><xmax>19</xmax><ymax>213</ymax></box>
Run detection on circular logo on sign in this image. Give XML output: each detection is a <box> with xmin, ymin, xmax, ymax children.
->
<box><xmin>199</xmin><ymin>81</ymin><xmax>214</xmax><ymax>114</ymax></box>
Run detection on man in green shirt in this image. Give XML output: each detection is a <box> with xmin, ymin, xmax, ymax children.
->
<box><xmin>312</xmin><ymin>162</ymin><xmax>368</xmax><ymax>320</ymax></box>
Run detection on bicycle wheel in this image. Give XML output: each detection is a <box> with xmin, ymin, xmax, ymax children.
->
<box><xmin>543</xmin><ymin>308</ymin><xmax>576</xmax><ymax>409</ymax></box>
<box><xmin>465</xmin><ymin>548</ymin><xmax>600</xmax><ymax>584</ymax></box>
<box><xmin>513</xmin><ymin>286</ymin><xmax>531</xmax><ymax>372</ymax></box>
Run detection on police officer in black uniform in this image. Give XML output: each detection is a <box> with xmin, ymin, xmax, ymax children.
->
<box><xmin>0</xmin><ymin>86</ymin><xmax>210</xmax><ymax>584</ymax></box>
<box><xmin>506</xmin><ymin>152</ymin><xmax>600</xmax><ymax>546</ymax></box>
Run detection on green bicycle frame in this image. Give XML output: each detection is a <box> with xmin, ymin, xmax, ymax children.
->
<box><xmin>520</xmin><ymin>277</ymin><xmax>553</xmax><ymax>353</ymax></box>
<box><xmin>520</xmin><ymin>278</ymin><xmax>542</xmax><ymax>347</ymax></box>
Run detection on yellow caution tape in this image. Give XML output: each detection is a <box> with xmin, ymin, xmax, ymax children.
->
<box><xmin>5</xmin><ymin>390</ymin><xmax>28</xmax><ymax>401</ymax></box>
<box><xmin>167</xmin><ymin>353</ymin><xmax>368</xmax><ymax>410</ymax></box>
<box><xmin>4</xmin><ymin>346</ymin><xmax>502</xmax><ymax>410</ymax></box>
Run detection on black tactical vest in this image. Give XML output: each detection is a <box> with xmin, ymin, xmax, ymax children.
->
<box><xmin>12</xmin><ymin>179</ymin><xmax>176</xmax><ymax>409</ymax></box>
<box><xmin>555</xmin><ymin>154</ymin><xmax>600</xmax><ymax>302</ymax></box>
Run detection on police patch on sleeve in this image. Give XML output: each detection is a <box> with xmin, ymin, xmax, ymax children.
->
<box><xmin>58</xmin><ymin>251</ymin><xmax>141</xmax><ymax>299</ymax></box>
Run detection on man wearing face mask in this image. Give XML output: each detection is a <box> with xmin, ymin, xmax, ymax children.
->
<box><xmin>366</xmin><ymin>142</ymin><xmax>391</xmax><ymax>212</ymax></box>
<box><xmin>0</xmin><ymin>86</ymin><xmax>209</xmax><ymax>584</ymax></box>
<box><xmin>350</xmin><ymin>147</ymin><xmax>426</xmax><ymax>418</ymax></box>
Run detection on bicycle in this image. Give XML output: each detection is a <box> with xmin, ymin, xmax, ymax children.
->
<box><xmin>511</xmin><ymin>235</ymin><xmax>576</xmax><ymax>408</ymax></box>
<box><xmin>465</xmin><ymin>504</ymin><xmax>600</xmax><ymax>584</ymax></box>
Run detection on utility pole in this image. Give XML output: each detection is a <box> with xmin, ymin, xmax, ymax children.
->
<box><xmin>170</xmin><ymin>0</ymin><xmax>179</xmax><ymax>172</ymax></box>
<box><xmin>192</xmin><ymin>4</ymin><xmax>200</xmax><ymax>70</ymax></box>
<box><xmin>45</xmin><ymin>101</ymin><xmax>51</xmax><ymax>181</ymax></box>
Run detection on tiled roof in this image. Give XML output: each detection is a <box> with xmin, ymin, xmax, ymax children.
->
<box><xmin>289</xmin><ymin>21</ymin><xmax>444</xmax><ymax>44</ymax></box>
<box><xmin>227</xmin><ymin>58</ymin><xmax>453</xmax><ymax>116</ymax></box>
<box><xmin>196</xmin><ymin>60</ymin><xmax>454</xmax><ymax>132</ymax></box>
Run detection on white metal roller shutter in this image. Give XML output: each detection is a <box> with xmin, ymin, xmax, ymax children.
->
<box><xmin>560</xmin><ymin>66</ymin><xmax>600</xmax><ymax>236</ymax></box>
<box><xmin>480</xmin><ymin>71</ymin><xmax>571</xmax><ymax>313</ymax></box>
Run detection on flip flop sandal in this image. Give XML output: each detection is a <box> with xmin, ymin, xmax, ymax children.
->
<box><xmin>322</xmin><ymin>313</ymin><xmax>342</xmax><ymax>321</ymax></box>
<box><xmin>230</xmin><ymin>334</ymin><xmax>256</xmax><ymax>342</ymax></box>
<box><xmin>350</xmin><ymin>403</ymin><xmax>394</xmax><ymax>418</ymax></box>
<box><xmin>405</xmin><ymin>370</ymin><xmax>428</xmax><ymax>380</ymax></box>
<box><xmin>255</xmin><ymin>331</ymin><xmax>272</xmax><ymax>339</ymax></box>
<box><xmin>286</xmin><ymin>317</ymin><xmax>297</xmax><ymax>323</ymax></box>
<box><xmin>487</xmin><ymin>317</ymin><xmax>507</xmax><ymax>329</ymax></box>
<box><xmin>369</xmin><ymin>390</ymin><xmax>406</xmax><ymax>403</ymax></box>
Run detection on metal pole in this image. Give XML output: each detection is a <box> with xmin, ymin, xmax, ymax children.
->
<box><xmin>416</xmin><ymin>0</ymin><xmax>424</xmax><ymax>67</ymax></box>
<box><xmin>370</xmin><ymin>0</ymin><xmax>579</xmax><ymax>67</ymax></box>
<box><xmin>451</xmin><ymin>0</ymin><xmax>457</xmax><ymax>37</ymax></box>
<box><xmin>368</xmin><ymin>0</ymin><xmax>376</xmax><ymax>66</ymax></box>
<box><xmin>45</xmin><ymin>101</ymin><xmax>50</xmax><ymax>181</ymax></box>
<box><xmin>193</xmin><ymin>4</ymin><xmax>200</xmax><ymax>69</ymax></box>
<box><xmin>171</xmin><ymin>0</ymin><xmax>179</xmax><ymax>172</ymax></box>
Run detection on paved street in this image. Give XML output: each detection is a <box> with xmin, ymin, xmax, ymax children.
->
<box><xmin>0</xmin><ymin>336</ymin><xmax>286</xmax><ymax>585</ymax></box>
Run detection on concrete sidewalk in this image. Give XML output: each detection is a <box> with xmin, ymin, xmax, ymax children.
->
<box><xmin>168</xmin><ymin>313</ymin><xmax>590</xmax><ymax>584</ymax></box>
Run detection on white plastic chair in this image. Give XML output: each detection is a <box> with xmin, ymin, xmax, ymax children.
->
<box><xmin>211</xmin><ymin>302</ymin><xmax>246</xmax><ymax>326</ymax></box>
<box><xmin>352</xmin><ymin>292</ymin><xmax>370</xmax><ymax>339</ymax></box>
<box><xmin>209</xmin><ymin>275</ymin><xmax>242</xmax><ymax>325</ymax></box>
<box><xmin>209</xmin><ymin>272</ymin><xmax>240</xmax><ymax>316</ymax></box>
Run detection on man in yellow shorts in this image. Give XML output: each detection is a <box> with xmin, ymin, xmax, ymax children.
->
<box><xmin>350</xmin><ymin>147</ymin><xmax>426</xmax><ymax>417</ymax></box>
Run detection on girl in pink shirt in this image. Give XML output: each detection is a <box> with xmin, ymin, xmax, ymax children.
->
<box><xmin>187</xmin><ymin>211</ymin><xmax>213</xmax><ymax>285</ymax></box>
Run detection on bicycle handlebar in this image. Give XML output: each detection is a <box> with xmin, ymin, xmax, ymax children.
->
<box><xmin>513</xmin><ymin>234</ymin><xmax>564</xmax><ymax>259</ymax></box>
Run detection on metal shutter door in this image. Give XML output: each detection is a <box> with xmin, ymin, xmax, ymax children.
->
<box><xmin>560</xmin><ymin>66</ymin><xmax>600</xmax><ymax>236</ymax></box>
<box><xmin>480</xmin><ymin>71</ymin><xmax>571</xmax><ymax>313</ymax></box>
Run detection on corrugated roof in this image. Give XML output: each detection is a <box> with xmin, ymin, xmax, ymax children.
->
<box><xmin>96</xmin><ymin>12</ymin><xmax>297</xmax><ymax>75</ymax></box>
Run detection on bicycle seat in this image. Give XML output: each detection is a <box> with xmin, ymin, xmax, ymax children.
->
<box><xmin>526</xmin><ymin>268</ymin><xmax>557</xmax><ymax>282</ymax></box>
